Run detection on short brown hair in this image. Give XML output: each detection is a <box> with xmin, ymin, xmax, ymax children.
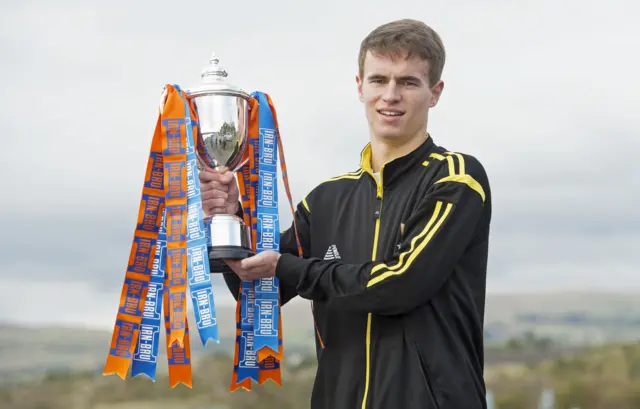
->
<box><xmin>358</xmin><ymin>19</ymin><xmax>446</xmax><ymax>87</ymax></box>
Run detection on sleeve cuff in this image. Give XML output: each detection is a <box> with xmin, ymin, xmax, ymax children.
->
<box><xmin>275</xmin><ymin>253</ymin><xmax>306</xmax><ymax>287</ymax></box>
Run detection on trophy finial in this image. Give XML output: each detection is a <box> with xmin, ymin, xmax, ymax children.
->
<box><xmin>188</xmin><ymin>51</ymin><xmax>249</xmax><ymax>101</ymax></box>
<box><xmin>202</xmin><ymin>52</ymin><xmax>228</xmax><ymax>80</ymax></box>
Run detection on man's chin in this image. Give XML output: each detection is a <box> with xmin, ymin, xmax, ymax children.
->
<box><xmin>374</xmin><ymin>129</ymin><xmax>408</xmax><ymax>142</ymax></box>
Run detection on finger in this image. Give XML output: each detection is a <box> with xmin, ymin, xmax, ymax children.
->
<box><xmin>228</xmin><ymin>182</ymin><xmax>239</xmax><ymax>198</ymax></box>
<box><xmin>226</xmin><ymin>203</ymin><xmax>239</xmax><ymax>215</ymax></box>
<box><xmin>208</xmin><ymin>180</ymin><xmax>230</xmax><ymax>193</ymax></box>
<box><xmin>241</xmin><ymin>269</ymin><xmax>269</xmax><ymax>281</ymax></box>
<box><xmin>219</xmin><ymin>171</ymin><xmax>236</xmax><ymax>185</ymax></box>
<box><xmin>199</xmin><ymin>169</ymin><xmax>222</xmax><ymax>183</ymax></box>
<box><xmin>239</xmin><ymin>256</ymin><xmax>258</xmax><ymax>270</ymax></box>
<box><xmin>202</xmin><ymin>188</ymin><xmax>229</xmax><ymax>201</ymax></box>
<box><xmin>202</xmin><ymin>199</ymin><xmax>228</xmax><ymax>213</ymax></box>
<box><xmin>240</xmin><ymin>253</ymin><xmax>268</xmax><ymax>270</ymax></box>
<box><xmin>202</xmin><ymin>197</ymin><xmax>227</xmax><ymax>207</ymax></box>
<box><xmin>225</xmin><ymin>260</ymin><xmax>252</xmax><ymax>281</ymax></box>
<box><xmin>202</xmin><ymin>170</ymin><xmax>236</xmax><ymax>188</ymax></box>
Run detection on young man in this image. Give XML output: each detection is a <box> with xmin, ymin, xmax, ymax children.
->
<box><xmin>199</xmin><ymin>19</ymin><xmax>491</xmax><ymax>409</ymax></box>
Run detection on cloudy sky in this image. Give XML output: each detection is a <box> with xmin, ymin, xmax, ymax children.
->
<box><xmin>1</xmin><ymin>0</ymin><xmax>638</xmax><ymax>329</ymax></box>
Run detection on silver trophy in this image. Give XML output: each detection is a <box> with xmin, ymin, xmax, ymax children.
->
<box><xmin>187</xmin><ymin>52</ymin><xmax>253</xmax><ymax>271</ymax></box>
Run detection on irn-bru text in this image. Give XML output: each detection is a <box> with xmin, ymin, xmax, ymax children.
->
<box><xmin>258</xmin><ymin>301</ymin><xmax>275</xmax><ymax>336</ymax></box>
<box><xmin>187</xmin><ymin>203</ymin><xmax>204</xmax><ymax>241</ymax></box>
<box><xmin>241</xmin><ymin>331</ymin><xmax>257</xmax><ymax>368</ymax></box>
<box><xmin>194</xmin><ymin>288</ymin><xmax>215</xmax><ymax>327</ymax></box>
<box><xmin>146</xmin><ymin>152</ymin><xmax>165</xmax><ymax>191</ymax></box>
<box><xmin>241</xmin><ymin>287</ymin><xmax>255</xmax><ymax>327</ymax></box>
<box><xmin>167</xmin><ymin>206</ymin><xmax>186</xmax><ymax>242</ymax></box>
<box><xmin>111</xmin><ymin>320</ymin><xmax>139</xmax><ymax>358</ymax></box>
<box><xmin>169</xmin><ymin>292</ymin><xmax>185</xmax><ymax>331</ymax></box>
<box><xmin>259</xmin><ymin>170</ymin><xmax>275</xmax><ymax>208</ymax></box>
<box><xmin>167</xmin><ymin>162</ymin><xmax>185</xmax><ymax>200</ymax></box>
<box><xmin>186</xmin><ymin>159</ymin><xmax>198</xmax><ymax>198</ymax></box>
<box><xmin>142</xmin><ymin>282</ymin><xmax>162</xmax><ymax>320</ymax></box>
<box><xmin>129</xmin><ymin>237</ymin><xmax>154</xmax><ymax>274</ymax></box>
<box><xmin>258</xmin><ymin>214</ymin><xmax>276</xmax><ymax>250</ymax></box>
<box><xmin>188</xmin><ymin>245</ymin><xmax>207</xmax><ymax>285</ymax></box>
<box><xmin>162</xmin><ymin>118</ymin><xmax>186</xmax><ymax>156</ymax></box>
<box><xmin>168</xmin><ymin>248</ymin><xmax>186</xmax><ymax>287</ymax></box>
<box><xmin>139</xmin><ymin>195</ymin><xmax>162</xmax><ymax>232</ymax></box>
<box><xmin>136</xmin><ymin>324</ymin><xmax>159</xmax><ymax>362</ymax></box>
<box><xmin>120</xmin><ymin>278</ymin><xmax>145</xmax><ymax>317</ymax></box>
<box><xmin>259</xmin><ymin>128</ymin><xmax>276</xmax><ymax>166</ymax></box>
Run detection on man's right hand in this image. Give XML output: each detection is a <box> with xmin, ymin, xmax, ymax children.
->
<box><xmin>198</xmin><ymin>167</ymin><xmax>240</xmax><ymax>216</ymax></box>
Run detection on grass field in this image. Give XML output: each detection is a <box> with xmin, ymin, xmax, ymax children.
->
<box><xmin>3</xmin><ymin>340</ymin><xmax>640</xmax><ymax>409</ymax></box>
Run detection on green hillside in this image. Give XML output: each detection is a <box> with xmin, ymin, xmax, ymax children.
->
<box><xmin>0</xmin><ymin>302</ymin><xmax>316</xmax><ymax>383</ymax></box>
<box><xmin>2</xmin><ymin>341</ymin><xmax>640</xmax><ymax>409</ymax></box>
<box><xmin>2</xmin><ymin>292</ymin><xmax>640</xmax><ymax>384</ymax></box>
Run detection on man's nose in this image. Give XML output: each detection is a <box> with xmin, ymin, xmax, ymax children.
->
<box><xmin>381</xmin><ymin>82</ymin><xmax>401</xmax><ymax>103</ymax></box>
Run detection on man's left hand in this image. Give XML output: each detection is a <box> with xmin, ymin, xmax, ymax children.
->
<box><xmin>224</xmin><ymin>251</ymin><xmax>281</xmax><ymax>281</ymax></box>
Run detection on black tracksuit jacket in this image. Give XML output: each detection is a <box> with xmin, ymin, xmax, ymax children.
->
<box><xmin>223</xmin><ymin>135</ymin><xmax>492</xmax><ymax>409</ymax></box>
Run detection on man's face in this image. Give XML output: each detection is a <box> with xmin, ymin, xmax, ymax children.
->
<box><xmin>357</xmin><ymin>51</ymin><xmax>443</xmax><ymax>143</ymax></box>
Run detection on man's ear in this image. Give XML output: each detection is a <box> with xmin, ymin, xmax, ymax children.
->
<box><xmin>356</xmin><ymin>75</ymin><xmax>364</xmax><ymax>103</ymax></box>
<box><xmin>429</xmin><ymin>79</ymin><xmax>444</xmax><ymax>107</ymax></box>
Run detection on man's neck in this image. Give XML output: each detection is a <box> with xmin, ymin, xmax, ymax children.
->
<box><xmin>369</xmin><ymin>132</ymin><xmax>428</xmax><ymax>173</ymax></box>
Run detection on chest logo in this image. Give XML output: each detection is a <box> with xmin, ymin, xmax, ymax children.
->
<box><xmin>323</xmin><ymin>244</ymin><xmax>341</xmax><ymax>260</ymax></box>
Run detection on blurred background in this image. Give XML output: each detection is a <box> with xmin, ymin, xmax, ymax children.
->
<box><xmin>1</xmin><ymin>0</ymin><xmax>639</xmax><ymax>408</ymax></box>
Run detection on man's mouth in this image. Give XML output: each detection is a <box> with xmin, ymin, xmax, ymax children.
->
<box><xmin>377</xmin><ymin>109</ymin><xmax>405</xmax><ymax>117</ymax></box>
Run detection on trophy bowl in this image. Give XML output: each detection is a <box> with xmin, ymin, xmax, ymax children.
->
<box><xmin>186</xmin><ymin>53</ymin><xmax>253</xmax><ymax>271</ymax></box>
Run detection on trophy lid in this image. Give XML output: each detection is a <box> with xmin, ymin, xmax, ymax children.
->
<box><xmin>187</xmin><ymin>52</ymin><xmax>250</xmax><ymax>101</ymax></box>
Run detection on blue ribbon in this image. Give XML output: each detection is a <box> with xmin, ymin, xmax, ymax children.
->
<box><xmin>235</xmin><ymin>92</ymin><xmax>282</xmax><ymax>384</ymax></box>
<box><xmin>236</xmin><ymin>280</ymin><xmax>259</xmax><ymax>383</ymax></box>
<box><xmin>178</xmin><ymin>86</ymin><xmax>219</xmax><ymax>347</ymax></box>
<box><xmin>236</xmin><ymin>126</ymin><xmax>261</xmax><ymax>384</ymax></box>
<box><xmin>252</xmin><ymin>92</ymin><xmax>280</xmax><ymax>356</ymax></box>
<box><xmin>131</xmin><ymin>207</ymin><xmax>166</xmax><ymax>380</ymax></box>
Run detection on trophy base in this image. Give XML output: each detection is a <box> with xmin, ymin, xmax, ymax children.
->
<box><xmin>208</xmin><ymin>245</ymin><xmax>254</xmax><ymax>274</ymax></box>
<box><xmin>205</xmin><ymin>213</ymin><xmax>253</xmax><ymax>273</ymax></box>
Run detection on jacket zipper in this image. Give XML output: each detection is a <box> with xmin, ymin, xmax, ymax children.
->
<box><xmin>361</xmin><ymin>166</ymin><xmax>384</xmax><ymax>409</ymax></box>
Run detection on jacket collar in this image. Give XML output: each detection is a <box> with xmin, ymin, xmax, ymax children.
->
<box><xmin>359</xmin><ymin>134</ymin><xmax>435</xmax><ymax>187</ymax></box>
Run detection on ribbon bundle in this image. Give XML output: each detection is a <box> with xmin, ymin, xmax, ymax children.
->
<box><xmin>230</xmin><ymin>92</ymin><xmax>302</xmax><ymax>391</ymax></box>
<box><xmin>103</xmin><ymin>84</ymin><xmax>300</xmax><ymax>391</ymax></box>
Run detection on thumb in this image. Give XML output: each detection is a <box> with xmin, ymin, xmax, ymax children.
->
<box><xmin>220</xmin><ymin>170</ymin><xmax>236</xmax><ymax>185</ymax></box>
<box><xmin>240</xmin><ymin>253</ymin><xmax>265</xmax><ymax>270</ymax></box>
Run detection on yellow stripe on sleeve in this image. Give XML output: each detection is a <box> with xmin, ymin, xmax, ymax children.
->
<box><xmin>370</xmin><ymin>201</ymin><xmax>442</xmax><ymax>276</ymax></box>
<box><xmin>434</xmin><ymin>174</ymin><xmax>486</xmax><ymax>203</ymax></box>
<box><xmin>367</xmin><ymin>201</ymin><xmax>453</xmax><ymax>286</ymax></box>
